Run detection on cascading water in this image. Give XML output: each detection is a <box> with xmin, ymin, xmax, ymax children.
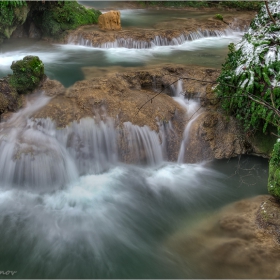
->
<box><xmin>68</xmin><ymin>29</ymin><xmax>229</xmax><ymax>49</ymax></box>
<box><xmin>170</xmin><ymin>80</ymin><xmax>202</xmax><ymax>163</ymax></box>
<box><xmin>0</xmin><ymin>6</ymin><xmax>269</xmax><ymax>279</ymax></box>
<box><xmin>0</xmin><ymin>94</ymin><xmax>167</xmax><ymax>191</ymax></box>
<box><xmin>0</xmin><ymin>93</ymin><xmax>78</xmax><ymax>191</ymax></box>
<box><xmin>122</xmin><ymin>122</ymin><xmax>164</xmax><ymax>165</ymax></box>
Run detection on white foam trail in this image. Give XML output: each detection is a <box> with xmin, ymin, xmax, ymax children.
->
<box><xmin>170</xmin><ymin>80</ymin><xmax>202</xmax><ymax>163</ymax></box>
<box><xmin>123</xmin><ymin>122</ymin><xmax>164</xmax><ymax>165</ymax></box>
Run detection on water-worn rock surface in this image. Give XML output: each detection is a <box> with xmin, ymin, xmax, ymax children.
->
<box><xmin>20</xmin><ymin>64</ymin><xmax>268</xmax><ymax>162</ymax></box>
<box><xmin>167</xmin><ymin>195</ymin><xmax>280</xmax><ymax>279</ymax></box>
<box><xmin>64</xmin><ymin>10</ymin><xmax>255</xmax><ymax>48</ymax></box>
<box><xmin>98</xmin><ymin>10</ymin><xmax>121</xmax><ymax>31</ymax></box>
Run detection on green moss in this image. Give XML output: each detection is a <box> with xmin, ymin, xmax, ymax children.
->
<box><xmin>215</xmin><ymin>2</ymin><xmax>280</xmax><ymax>136</ymax></box>
<box><xmin>268</xmin><ymin>141</ymin><xmax>280</xmax><ymax>199</ymax></box>
<box><xmin>9</xmin><ymin>56</ymin><xmax>45</xmax><ymax>94</ymax></box>
<box><xmin>32</xmin><ymin>1</ymin><xmax>101</xmax><ymax>38</ymax></box>
<box><xmin>215</xmin><ymin>14</ymin><xmax>223</xmax><ymax>21</ymax></box>
<box><xmin>0</xmin><ymin>2</ymin><xmax>29</xmax><ymax>41</ymax></box>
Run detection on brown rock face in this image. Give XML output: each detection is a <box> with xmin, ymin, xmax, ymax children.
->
<box><xmin>167</xmin><ymin>195</ymin><xmax>280</xmax><ymax>279</ymax></box>
<box><xmin>0</xmin><ymin>78</ymin><xmax>23</xmax><ymax>118</ymax></box>
<box><xmin>32</xmin><ymin>64</ymin><xmax>259</xmax><ymax>163</ymax></box>
<box><xmin>98</xmin><ymin>11</ymin><xmax>121</xmax><ymax>31</ymax></box>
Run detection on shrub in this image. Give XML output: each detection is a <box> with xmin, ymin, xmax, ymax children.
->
<box><xmin>215</xmin><ymin>14</ymin><xmax>223</xmax><ymax>21</ymax></box>
<box><xmin>268</xmin><ymin>141</ymin><xmax>280</xmax><ymax>200</ymax></box>
<box><xmin>215</xmin><ymin>1</ymin><xmax>280</xmax><ymax>135</ymax></box>
<box><xmin>33</xmin><ymin>1</ymin><xmax>101</xmax><ymax>37</ymax></box>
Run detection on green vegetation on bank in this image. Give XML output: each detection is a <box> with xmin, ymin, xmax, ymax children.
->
<box><xmin>215</xmin><ymin>1</ymin><xmax>280</xmax><ymax>135</ymax></box>
<box><xmin>138</xmin><ymin>1</ymin><xmax>261</xmax><ymax>10</ymax></box>
<box><xmin>268</xmin><ymin>140</ymin><xmax>280</xmax><ymax>200</ymax></box>
<box><xmin>31</xmin><ymin>1</ymin><xmax>101</xmax><ymax>37</ymax></box>
<box><xmin>0</xmin><ymin>1</ymin><xmax>101</xmax><ymax>42</ymax></box>
<box><xmin>0</xmin><ymin>0</ymin><xmax>29</xmax><ymax>43</ymax></box>
<box><xmin>214</xmin><ymin>0</ymin><xmax>280</xmax><ymax>199</ymax></box>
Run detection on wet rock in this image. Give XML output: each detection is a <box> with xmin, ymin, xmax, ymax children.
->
<box><xmin>64</xmin><ymin>11</ymin><xmax>255</xmax><ymax>48</ymax></box>
<box><xmin>0</xmin><ymin>77</ymin><xmax>23</xmax><ymax>117</ymax></box>
<box><xmin>98</xmin><ymin>10</ymin><xmax>121</xmax><ymax>31</ymax></box>
<box><xmin>33</xmin><ymin>64</ymin><xmax>257</xmax><ymax>163</ymax></box>
<box><xmin>38</xmin><ymin>78</ymin><xmax>65</xmax><ymax>97</ymax></box>
<box><xmin>167</xmin><ymin>195</ymin><xmax>280</xmax><ymax>278</ymax></box>
<box><xmin>28</xmin><ymin>22</ymin><xmax>41</xmax><ymax>39</ymax></box>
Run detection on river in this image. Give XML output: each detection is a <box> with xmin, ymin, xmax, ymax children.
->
<box><xmin>0</xmin><ymin>4</ymin><xmax>268</xmax><ymax>278</ymax></box>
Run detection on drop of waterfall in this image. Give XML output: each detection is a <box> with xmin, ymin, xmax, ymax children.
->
<box><xmin>0</xmin><ymin>94</ymin><xmax>167</xmax><ymax>190</ymax></box>
<box><xmin>170</xmin><ymin>80</ymin><xmax>202</xmax><ymax>163</ymax></box>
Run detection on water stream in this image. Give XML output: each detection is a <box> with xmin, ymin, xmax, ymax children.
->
<box><xmin>0</xmin><ymin>5</ymin><xmax>269</xmax><ymax>279</ymax></box>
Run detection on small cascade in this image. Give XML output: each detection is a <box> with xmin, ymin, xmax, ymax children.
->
<box><xmin>170</xmin><ymin>80</ymin><xmax>202</xmax><ymax>163</ymax></box>
<box><xmin>56</xmin><ymin>117</ymin><xmax>118</xmax><ymax>175</ymax></box>
<box><xmin>0</xmin><ymin>94</ymin><xmax>168</xmax><ymax>190</ymax></box>
<box><xmin>122</xmin><ymin>122</ymin><xmax>163</xmax><ymax>165</ymax></box>
<box><xmin>67</xmin><ymin>29</ymin><xmax>229</xmax><ymax>49</ymax></box>
<box><xmin>0</xmin><ymin>93</ymin><xmax>78</xmax><ymax>191</ymax></box>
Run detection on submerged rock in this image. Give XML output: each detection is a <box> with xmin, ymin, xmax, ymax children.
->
<box><xmin>98</xmin><ymin>10</ymin><xmax>121</xmax><ymax>31</ymax></box>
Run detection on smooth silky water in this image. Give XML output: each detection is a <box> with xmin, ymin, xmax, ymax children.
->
<box><xmin>0</xmin><ymin>5</ymin><xmax>268</xmax><ymax>279</ymax></box>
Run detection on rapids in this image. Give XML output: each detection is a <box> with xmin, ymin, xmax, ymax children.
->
<box><xmin>0</xmin><ymin>4</ymin><xmax>269</xmax><ymax>279</ymax></box>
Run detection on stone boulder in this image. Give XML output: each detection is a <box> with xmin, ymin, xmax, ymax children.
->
<box><xmin>98</xmin><ymin>10</ymin><xmax>121</xmax><ymax>31</ymax></box>
<box><xmin>9</xmin><ymin>55</ymin><xmax>45</xmax><ymax>94</ymax></box>
<box><xmin>0</xmin><ymin>77</ymin><xmax>23</xmax><ymax>118</ymax></box>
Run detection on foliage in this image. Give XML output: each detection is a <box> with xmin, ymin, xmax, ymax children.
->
<box><xmin>216</xmin><ymin>1</ymin><xmax>261</xmax><ymax>10</ymax></box>
<box><xmin>215</xmin><ymin>1</ymin><xmax>280</xmax><ymax>135</ymax></box>
<box><xmin>137</xmin><ymin>1</ymin><xmax>261</xmax><ymax>10</ymax></box>
<box><xmin>215</xmin><ymin>14</ymin><xmax>223</xmax><ymax>21</ymax></box>
<box><xmin>0</xmin><ymin>0</ymin><xmax>29</xmax><ymax>43</ymax></box>
<box><xmin>32</xmin><ymin>1</ymin><xmax>101</xmax><ymax>37</ymax></box>
<box><xmin>0</xmin><ymin>1</ymin><xmax>26</xmax><ymax>8</ymax></box>
<box><xmin>9</xmin><ymin>56</ymin><xmax>45</xmax><ymax>94</ymax></box>
<box><xmin>268</xmin><ymin>141</ymin><xmax>280</xmax><ymax>200</ymax></box>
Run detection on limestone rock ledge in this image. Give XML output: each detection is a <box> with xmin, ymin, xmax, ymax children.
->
<box><xmin>29</xmin><ymin>64</ymin><xmax>268</xmax><ymax>162</ymax></box>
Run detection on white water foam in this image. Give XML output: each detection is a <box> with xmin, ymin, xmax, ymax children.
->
<box><xmin>0</xmin><ymin>95</ymin><xmax>168</xmax><ymax>190</ymax></box>
<box><xmin>170</xmin><ymin>80</ymin><xmax>202</xmax><ymax>163</ymax></box>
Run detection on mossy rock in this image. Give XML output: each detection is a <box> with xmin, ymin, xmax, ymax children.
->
<box><xmin>0</xmin><ymin>77</ymin><xmax>22</xmax><ymax>115</ymax></box>
<box><xmin>268</xmin><ymin>141</ymin><xmax>280</xmax><ymax>199</ymax></box>
<box><xmin>0</xmin><ymin>4</ymin><xmax>30</xmax><ymax>42</ymax></box>
<box><xmin>9</xmin><ymin>55</ymin><xmax>45</xmax><ymax>94</ymax></box>
<box><xmin>32</xmin><ymin>1</ymin><xmax>101</xmax><ymax>38</ymax></box>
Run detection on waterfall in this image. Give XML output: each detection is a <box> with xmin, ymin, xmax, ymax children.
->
<box><xmin>0</xmin><ymin>95</ymin><xmax>167</xmax><ymax>190</ymax></box>
<box><xmin>122</xmin><ymin>122</ymin><xmax>163</xmax><ymax>165</ymax></box>
<box><xmin>67</xmin><ymin>29</ymin><xmax>228</xmax><ymax>49</ymax></box>
<box><xmin>0</xmin><ymin>93</ymin><xmax>78</xmax><ymax>191</ymax></box>
<box><xmin>170</xmin><ymin>80</ymin><xmax>202</xmax><ymax>163</ymax></box>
